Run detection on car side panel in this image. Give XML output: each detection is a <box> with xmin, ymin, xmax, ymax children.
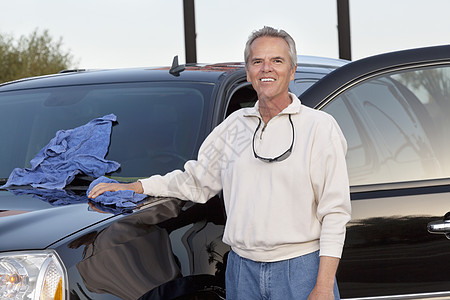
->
<box><xmin>339</xmin><ymin>187</ymin><xmax>450</xmax><ymax>298</ymax></box>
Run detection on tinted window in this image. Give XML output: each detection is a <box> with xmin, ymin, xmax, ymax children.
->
<box><xmin>0</xmin><ymin>82</ymin><xmax>214</xmax><ymax>179</ymax></box>
<box><xmin>323</xmin><ymin>65</ymin><xmax>450</xmax><ymax>186</ymax></box>
<box><xmin>289</xmin><ymin>79</ymin><xmax>318</xmax><ymax>97</ymax></box>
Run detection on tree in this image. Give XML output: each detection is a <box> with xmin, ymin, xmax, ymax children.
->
<box><xmin>0</xmin><ymin>29</ymin><xmax>76</xmax><ymax>83</ymax></box>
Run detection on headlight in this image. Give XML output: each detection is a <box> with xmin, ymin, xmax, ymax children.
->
<box><xmin>0</xmin><ymin>250</ymin><xmax>67</xmax><ymax>300</ymax></box>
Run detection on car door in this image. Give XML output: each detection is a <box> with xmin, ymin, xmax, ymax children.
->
<box><xmin>300</xmin><ymin>45</ymin><xmax>450</xmax><ymax>299</ymax></box>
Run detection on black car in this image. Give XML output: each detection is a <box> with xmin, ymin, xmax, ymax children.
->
<box><xmin>0</xmin><ymin>45</ymin><xmax>449</xmax><ymax>300</ymax></box>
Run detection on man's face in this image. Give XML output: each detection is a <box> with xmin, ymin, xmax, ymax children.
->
<box><xmin>246</xmin><ymin>36</ymin><xmax>295</xmax><ymax>102</ymax></box>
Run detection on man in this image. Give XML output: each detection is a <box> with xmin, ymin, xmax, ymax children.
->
<box><xmin>89</xmin><ymin>26</ymin><xmax>351</xmax><ymax>299</ymax></box>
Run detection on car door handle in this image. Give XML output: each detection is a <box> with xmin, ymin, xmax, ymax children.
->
<box><xmin>428</xmin><ymin>212</ymin><xmax>450</xmax><ymax>239</ymax></box>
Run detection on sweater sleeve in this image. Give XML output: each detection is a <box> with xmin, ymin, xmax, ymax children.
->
<box><xmin>139</xmin><ymin>122</ymin><xmax>226</xmax><ymax>204</ymax></box>
<box><xmin>311</xmin><ymin>114</ymin><xmax>352</xmax><ymax>258</ymax></box>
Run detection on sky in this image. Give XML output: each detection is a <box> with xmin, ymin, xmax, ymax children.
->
<box><xmin>1</xmin><ymin>0</ymin><xmax>449</xmax><ymax>69</ymax></box>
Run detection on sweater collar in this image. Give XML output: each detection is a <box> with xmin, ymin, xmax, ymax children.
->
<box><xmin>244</xmin><ymin>92</ymin><xmax>302</xmax><ymax>118</ymax></box>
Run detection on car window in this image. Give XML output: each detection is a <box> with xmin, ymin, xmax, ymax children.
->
<box><xmin>0</xmin><ymin>82</ymin><xmax>214</xmax><ymax>179</ymax></box>
<box><xmin>323</xmin><ymin>65</ymin><xmax>450</xmax><ymax>186</ymax></box>
<box><xmin>289</xmin><ymin>79</ymin><xmax>319</xmax><ymax>97</ymax></box>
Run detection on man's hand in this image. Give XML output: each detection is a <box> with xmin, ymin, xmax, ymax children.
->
<box><xmin>88</xmin><ymin>181</ymin><xmax>144</xmax><ymax>199</ymax></box>
<box><xmin>308</xmin><ymin>286</ymin><xmax>334</xmax><ymax>300</ymax></box>
<box><xmin>307</xmin><ymin>256</ymin><xmax>339</xmax><ymax>300</ymax></box>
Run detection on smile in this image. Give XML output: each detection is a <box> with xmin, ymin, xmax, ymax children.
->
<box><xmin>260</xmin><ymin>78</ymin><xmax>275</xmax><ymax>82</ymax></box>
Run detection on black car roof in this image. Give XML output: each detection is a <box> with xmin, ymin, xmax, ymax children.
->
<box><xmin>0</xmin><ymin>66</ymin><xmax>230</xmax><ymax>92</ymax></box>
<box><xmin>0</xmin><ymin>56</ymin><xmax>347</xmax><ymax>92</ymax></box>
<box><xmin>300</xmin><ymin>44</ymin><xmax>450</xmax><ymax>108</ymax></box>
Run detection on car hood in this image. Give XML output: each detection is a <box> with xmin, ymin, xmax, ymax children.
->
<box><xmin>0</xmin><ymin>189</ymin><xmax>120</xmax><ymax>251</ymax></box>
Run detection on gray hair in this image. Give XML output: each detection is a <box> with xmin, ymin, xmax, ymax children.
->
<box><xmin>244</xmin><ymin>26</ymin><xmax>297</xmax><ymax>69</ymax></box>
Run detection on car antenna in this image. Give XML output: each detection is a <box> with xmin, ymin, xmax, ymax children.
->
<box><xmin>169</xmin><ymin>55</ymin><xmax>186</xmax><ymax>77</ymax></box>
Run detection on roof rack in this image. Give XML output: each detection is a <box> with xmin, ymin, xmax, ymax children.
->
<box><xmin>58</xmin><ymin>69</ymin><xmax>87</xmax><ymax>74</ymax></box>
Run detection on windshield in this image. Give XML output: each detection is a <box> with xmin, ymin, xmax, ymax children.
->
<box><xmin>0</xmin><ymin>82</ymin><xmax>213</xmax><ymax>180</ymax></box>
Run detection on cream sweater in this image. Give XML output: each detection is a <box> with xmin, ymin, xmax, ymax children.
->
<box><xmin>140</xmin><ymin>93</ymin><xmax>351</xmax><ymax>262</ymax></box>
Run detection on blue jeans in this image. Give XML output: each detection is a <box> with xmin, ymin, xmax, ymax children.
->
<box><xmin>225</xmin><ymin>250</ymin><xmax>340</xmax><ymax>300</ymax></box>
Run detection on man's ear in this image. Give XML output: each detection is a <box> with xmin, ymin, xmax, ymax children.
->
<box><xmin>289</xmin><ymin>67</ymin><xmax>295</xmax><ymax>81</ymax></box>
<box><xmin>245</xmin><ymin>67</ymin><xmax>251</xmax><ymax>82</ymax></box>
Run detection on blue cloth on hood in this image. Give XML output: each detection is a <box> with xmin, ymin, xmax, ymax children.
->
<box><xmin>87</xmin><ymin>176</ymin><xmax>147</xmax><ymax>208</ymax></box>
<box><xmin>1</xmin><ymin>114</ymin><xmax>120</xmax><ymax>189</ymax></box>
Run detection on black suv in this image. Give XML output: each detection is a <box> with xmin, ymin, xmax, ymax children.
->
<box><xmin>1</xmin><ymin>45</ymin><xmax>450</xmax><ymax>300</ymax></box>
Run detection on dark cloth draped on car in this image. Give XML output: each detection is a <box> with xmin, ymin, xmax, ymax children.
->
<box><xmin>1</xmin><ymin>114</ymin><xmax>120</xmax><ymax>189</ymax></box>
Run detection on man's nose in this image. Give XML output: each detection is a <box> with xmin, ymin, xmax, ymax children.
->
<box><xmin>261</xmin><ymin>61</ymin><xmax>273</xmax><ymax>72</ymax></box>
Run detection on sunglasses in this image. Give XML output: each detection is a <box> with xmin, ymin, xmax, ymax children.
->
<box><xmin>252</xmin><ymin>114</ymin><xmax>294</xmax><ymax>163</ymax></box>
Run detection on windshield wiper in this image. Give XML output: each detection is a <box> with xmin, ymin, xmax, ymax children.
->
<box><xmin>65</xmin><ymin>175</ymin><xmax>96</xmax><ymax>190</ymax></box>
